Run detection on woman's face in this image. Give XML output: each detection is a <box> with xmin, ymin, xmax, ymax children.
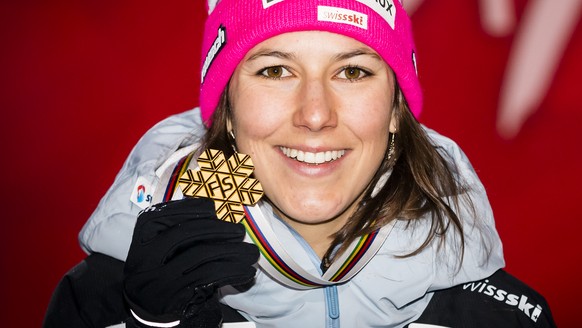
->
<box><xmin>229</xmin><ymin>31</ymin><xmax>396</xmax><ymax>230</ymax></box>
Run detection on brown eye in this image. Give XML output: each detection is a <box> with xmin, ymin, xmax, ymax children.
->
<box><xmin>266</xmin><ymin>66</ymin><xmax>282</xmax><ymax>78</ymax></box>
<box><xmin>338</xmin><ymin>66</ymin><xmax>370</xmax><ymax>81</ymax></box>
<box><xmin>260</xmin><ymin>66</ymin><xmax>290</xmax><ymax>79</ymax></box>
<box><xmin>344</xmin><ymin>67</ymin><xmax>361</xmax><ymax>79</ymax></box>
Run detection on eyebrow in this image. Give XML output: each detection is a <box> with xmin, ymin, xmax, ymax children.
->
<box><xmin>333</xmin><ymin>48</ymin><xmax>382</xmax><ymax>62</ymax></box>
<box><xmin>247</xmin><ymin>50</ymin><xmax>297</xmax><ymax>62</ymax></box>
<box><xmin>246</xmin><ymin>48</ymin><xmax>382</xmax><ymax>62</ymax></box>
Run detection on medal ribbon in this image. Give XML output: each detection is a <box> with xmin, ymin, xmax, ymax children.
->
<box><xmin>162</xmin><ymin>151</ymin><xmax>196</xmax><ymax>202</ymax></box>
<box><xmin>241</xmin><ymin>203</ymin><xmax>394</xmax><ymax>290</ymax></box>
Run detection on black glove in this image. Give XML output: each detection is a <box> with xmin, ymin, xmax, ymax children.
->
<box><xmin>123</xmin><ymin>198</ymin><xmax>259</xmax><ymax>328</ymax></box>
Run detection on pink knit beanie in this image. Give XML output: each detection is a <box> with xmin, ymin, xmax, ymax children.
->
<box><xmin>199</xmin><ymin>0</ymin><xmax>421</xmax><ymax>125</ymax></box>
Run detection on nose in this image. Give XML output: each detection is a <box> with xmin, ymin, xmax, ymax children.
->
<box><xmin>293</xmin><ymin>79</ymin><xmax>337</xmax><ymax>131</ymax></box>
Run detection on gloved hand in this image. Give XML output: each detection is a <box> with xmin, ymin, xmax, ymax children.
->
<box><xmin>123</xmin><ymin>198</ymin><xmax>259</xmax><ymax>328</ymax></box>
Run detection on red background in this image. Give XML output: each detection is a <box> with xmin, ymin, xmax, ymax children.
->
<box><xmin>1</xmin><ymin>0</ymin><xmax>580</xmax><ymax>326</ymax></box>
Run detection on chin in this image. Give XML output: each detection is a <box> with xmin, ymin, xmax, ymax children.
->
<box><xmin>279</xmin><ymin>204</ymin><xmax>351</xmax><ymax>225</ymax></box>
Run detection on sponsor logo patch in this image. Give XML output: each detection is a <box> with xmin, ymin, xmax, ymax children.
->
<box><xmin>318</xmin><ymin>6</ymin><xmax>368</xmax><ymax>29</ymax></box>
<box><xmin>130</xmin><ymin>176</ymin><xmax>154</xmax><ymax>209</ymax></box>
<box><xmin>463</xmin><ymin>279</ymin><xmax>544</xmax><ymax>322</ymax></box>
<box><xmin>356</xmin><ymin>0</ymin><xmax>396</xmax><ymax>29</ymax></box>
<box><xmin>201</xmin><ymin>25</ymin><xmax>226</xmax><ymax>83</ymax></box>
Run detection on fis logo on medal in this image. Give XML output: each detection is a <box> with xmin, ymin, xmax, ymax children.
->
<box><xmin>178</xmin><ymin>149</ymin><xmax>264</xmax><ymax>223</ymax></box>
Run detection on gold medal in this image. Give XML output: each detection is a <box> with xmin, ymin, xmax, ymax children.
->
<box><xmin>178</xmin><ymin>149</ymin><xmax>264</xmax><ymax>223</ymax></box>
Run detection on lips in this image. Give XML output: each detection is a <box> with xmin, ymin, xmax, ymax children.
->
<box><xmin>279</xmin><ymin>146</ymin><xmax>346</xmax><ymax>164</ymax></box>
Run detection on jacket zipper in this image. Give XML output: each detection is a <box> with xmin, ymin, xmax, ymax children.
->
<box><xmin>325</xmin><ymin>285</ymin><xmax>340</xmax><ymax>328</ymax></box>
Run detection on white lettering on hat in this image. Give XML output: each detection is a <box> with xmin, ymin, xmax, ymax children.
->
<box><xmin>412</xmin><ymin>51</ymin><xmax>417</xmax><ymax>76</ymax></box>
<box><xmin>262</xmin><ymin>0</ymin><xmax>285</xmax><ymax>9</ymax></box>
<box><xmin>318</xmin><ymin>6</ymin><xmax>368</xmax><ymax>29</ymax></box>
<box><xmin>356</xmin><ymin>0</ymin><xmax>396</xmax><ymax>29</ymax></box>
<box><xmin>201</xmin><ymin>25</ymin><xmax>227</xmax><ymax>83</ymax></box>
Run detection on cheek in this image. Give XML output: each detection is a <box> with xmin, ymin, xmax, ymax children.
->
<box><xmin>230</xmin><ymin>94</ymin><xmax>289</xmax><ymax>156</ymax></box>
<box><xmin>231</xmin><ymin>88</ymin><xmax>280</xmax><ymax>134</ymax></box>
<box><xmin>339</xmin><ymin>92</ymin><xmax>393</xmax><ymax>139</ymax></box>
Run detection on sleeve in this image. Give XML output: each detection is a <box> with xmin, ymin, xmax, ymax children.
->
<box><xmin>43</xmin><ymin>253</ymin><xmax>129</xmax><ymax>328</ymax></box>
<box><xmin>79</xmin><ymin>108</ymin><xmax>206</xmax><ymax>261</ymax></box>
<box><xmin>43</xmin><ymin>254</ymin><xmax>249</xmax><ymax>328</ymax></box>
<box><xmin>409</xmin><ymin>269</ymin><xmax>557</xmax><ymax>328</ymax></box>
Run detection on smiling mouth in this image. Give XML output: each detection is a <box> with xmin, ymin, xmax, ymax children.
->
<box><xmin>279</xmin><ymin>147</ymin><xmax>346</xmax><ymax>164</ymax></box>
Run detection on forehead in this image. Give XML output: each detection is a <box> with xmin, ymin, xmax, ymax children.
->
<box><xmin>242</xmin><ymin>31</ymin><xmax>381</xmax><ymax>61</ymax></box>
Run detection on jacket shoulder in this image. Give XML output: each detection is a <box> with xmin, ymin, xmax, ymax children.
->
<box><xmin>410</xmin><ymin>269</ymin><xmax>557</xmax><ymax>328</ymax></box>
<box><xmin>79</xmin><ymin>108</ymin><xmax>206</xmax><ymax>261</ymax></box>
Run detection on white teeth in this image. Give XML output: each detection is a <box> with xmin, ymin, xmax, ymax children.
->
<box><xmin>297</xmin><ymin>151</ymin><xmax>305</xmax><ymax>161</ymax></box>
<box><xmin>315</xmin><ymin>152</ymin><xmax>325</xmax><ymax>164</ymax></box>
<box><xmin>280</xmin><ymin>147</ymin><xmax>346</xmax><ymax>164</ymax></box>
<box><xmin>325</xmin><ymin>151</ymin><xmax>332</xmax><ymax>162</ymax></box>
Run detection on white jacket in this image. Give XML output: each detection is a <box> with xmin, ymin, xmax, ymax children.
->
<box><xmin>79</xmin><ymin>108</ymin><xmax>505</xmax><ymax>327</ymax></box>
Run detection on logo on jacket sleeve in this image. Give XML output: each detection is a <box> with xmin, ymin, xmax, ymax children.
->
<box><xmin>130</xmin><ymin>176</ymin><xmax>154</xmax><ymax>209</ymax></box>
<box><xmin>463</xmin><ymin>279</ymin><xmax>544</xmax><ymax>322</ymax></box>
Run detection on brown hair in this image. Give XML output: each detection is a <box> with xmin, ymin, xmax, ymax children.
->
<box><xmin>203</xmin><ymin>84</ymin><xmax>471</xmax><ymax>269</ymax></box>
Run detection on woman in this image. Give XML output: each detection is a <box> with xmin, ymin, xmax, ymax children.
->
<box><xmin>45</xmin><ymin>0</ymin><xmax>555</xmax><ymax>327</ymax></box>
